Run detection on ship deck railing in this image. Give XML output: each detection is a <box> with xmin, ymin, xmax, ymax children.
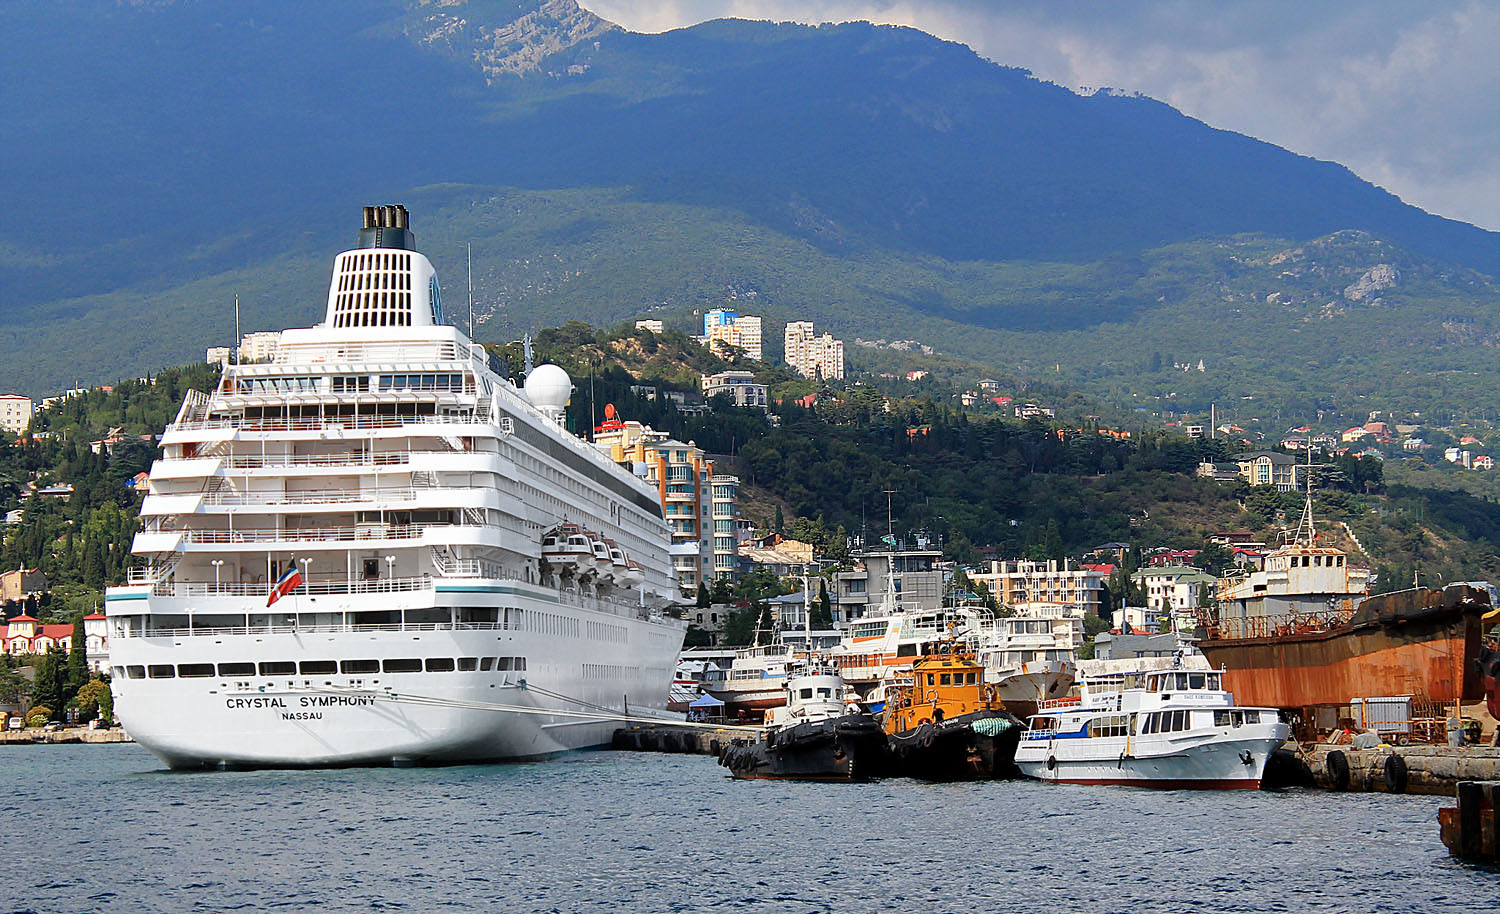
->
<box><xmin>128</xmin><ymin>620</ymin><xmax>514</xmax><ymax>638</ymax></box>
<box><xmin>168</xmin><ymin>412</ymin><xmax>489</xmax><ymax>433</ymax></box>
<box><xmin>199</xmin><ymin>487</ymin><xmax>421</xmax><ymax>507</ymax></box>
<box><xmin>220</xmin><ymin>453</ymin><xmax>412</xmax><ymax>469</ymax></box>
<box><xmin>126</xmin><ymin>575</ymin><xmax>657</xmax><ymax>620</ymax></box>
<box><xmin>1210</xmin><ymin>608</ymin><xmax>1354</xmax><ymax>640</ymax></box>
<box><xmin>167</xmin><ymin>522</ymin><xmax>481</xmax><ymax>545</ymax></box>
<box><xmin>148</xmin><ymin>577</ymin><xmax>436</xmax><ymax>597</ymax></box>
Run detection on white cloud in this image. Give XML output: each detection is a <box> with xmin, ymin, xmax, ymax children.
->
<box><xmin>584</xmin><ymin>0</ymin><xmax>1500</xmax><ymax>229</ymax></box>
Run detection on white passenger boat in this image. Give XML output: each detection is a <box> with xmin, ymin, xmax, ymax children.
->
<box><xmin>1014</xmin><ymin>664</ymin><xmax>1290</xmax><ymax>789</ymax></box>
<box><xmin>105</xmin><ymin>204</ymin><xmax>686</xmax><ymax>769</ymax></box>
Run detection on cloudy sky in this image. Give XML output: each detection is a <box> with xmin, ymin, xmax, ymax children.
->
<box><xmin>587</xmin><ymin>0</ymin><xmax>1500</xmax><ymax>231</ymax></box>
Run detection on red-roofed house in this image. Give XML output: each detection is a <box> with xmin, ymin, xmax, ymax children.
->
<box><xmin>1</xmin><ymin>612</ymin><xmax>110</xmax><ymax>672</ymax></box>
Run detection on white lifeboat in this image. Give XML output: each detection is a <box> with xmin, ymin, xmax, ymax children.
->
<box><xmin>622</xmin><ymin>559</ymin><xmax>646</xmax><ymax>589</ymax></box>
<box><xmin>587</xmin><ymin>532</ymin><xmax>616</xmax><ymax>583</ymax></box>
<box><xmin>543</xmin><ymin>524</ymin><xmax>595</xmax><ymax>576</ymax></box>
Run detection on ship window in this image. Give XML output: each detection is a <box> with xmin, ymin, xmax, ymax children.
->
<box><xmin>457</xmin><ymin>657</ymin><xmax>478</xmax><ymax>671</ymax></box>
<box><xmin>147</xmin><ymin>665</ymin><xmax>175</xmax><ymax>679</ymax></box>
<box><xmin>1215</xmin><ymin>711</ymin><xmax>1231</xmax><ymax>727</ymax></box>
<box><xmin>818</xmin><ymin>689</ymin><xmax>832</xmax><ymax>698</ymax></box>
<box><xmin>480</xmin><ymin>657</ymin><xmax>496</xmax><ymax>671</ymax></box>
<box><xmin>300</xmin><ymin>661</ymin><xmax>337</xmax><ymax>675</ymax></box>
<box><xmin>340</xmin><ymin>660</ymin><xmax>379</xmax><ymax>674</ymax></box>
<box><xmin>1206</xmin><ymin>674</ymin><xmax>1221</xmax><ymax>690</ymax></box>
<box><xmin>515</xmin><ymin>657</ymin><xmax>527</xmax><ymax>671</ymax></box>
<box><xmin>124</xmin><ymin>665</ymin><xmax>146</xmax><ymax>680</ymax></box>
<box><xmin>966</xmin><ymin>672</ymin><xmax>977</xmax><ymax>684</ymax></box>
<box><xmin>940</xmin><ymin>673</ymin><xmax>951</xmax><ymax>685</ymax></box>
<box><xmin>383</xmin><ymin>659</ymin><xmax>421</xmax><ymax>673</ymax></box>
<box><xmin>259</xmin><ymin>661</ymin><xmax>295</xmax><ymax>676</ymax></box>
<box><xmin>177</xmin><ymin>664</ymin><xmax>213</xmax><ymax>678</ymax></box>
<box><xmin>217</xmin><ymin>662</ymin><xmax>255</xmax><ymax>676</ymax></box>
<box><xmin>799</xmin><ymin>688</ymin><xmax>813</xmax><ymax>699</ymax></box>
<box><xmin>1189</xmin><ymin>673</ymin><xmax>1206</xmax><ymax>690</ymax></box>
<box><xmin>426</xmin><ymin>658</ymin><xmax>455</xmax><ymax>672</ymax></box>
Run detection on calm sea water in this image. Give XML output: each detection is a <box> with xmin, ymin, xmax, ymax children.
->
<box><xmin>0</xmin><ymin>743</ymin><xmax>1493</xmax><ymax>914</ymax></box>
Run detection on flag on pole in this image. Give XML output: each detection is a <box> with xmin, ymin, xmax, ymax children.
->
<box><xmin>267</xmin><ymin>562</ymin><xmax>304</xmax><ymax>607</ymax></box>
<box><xmin>881</xmin><ymin>534</ymin><xmax>897</xmax><ymax>547</ymax></box>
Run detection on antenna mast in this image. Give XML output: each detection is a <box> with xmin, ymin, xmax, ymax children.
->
<box><xmin>467</xmin><ymin>243</ymin><xmax>474</xmax><ymax>340</ymax></box>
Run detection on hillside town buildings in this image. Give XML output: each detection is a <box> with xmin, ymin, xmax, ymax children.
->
<box><xmin>1132</xmin><ymin>564</ymin><xmax>1216</xmax><ymax>632</ymax></box>
<box><xmin>967</xmin><ymin>559</ymin><xmax>1108</xmax><ymax>618</ymax></box>
<box><xmin>700</xmin><ymin>310</ymin><xmax>763</xmax><ymax>361</ymax></box>
<box><xmin>0</xmin><ymin>612</ymin><xmax>109</xmax><ymax>673</ymax></box>
<box><xmin>836</xmin><ymin>547</ymin><xmax>944</xmax><ymax>618</ymax></box>
<box><xmin>0</xmin><ymin>395</ymin><xmax>34</xmax><ymax>435</ymax></box>
<box><xmin>701</xmin><ymin>371</ymin><xmax>769</xmax><ymax>410</ymax></box>
<box><xmin>634</xmin><ymin>319</ymin><xmax>664</xmax><ymax>333</ymax></box>
<box><xmin>592</xmin><ymin>418</ymin><xmax>740</xmax><ymax>594</ymax></box>
<box><xmin>784</xmin><ymin>321</ymin><xmax>846</xmax><ymax>380</ymax></box>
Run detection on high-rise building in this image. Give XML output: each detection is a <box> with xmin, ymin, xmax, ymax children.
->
<box><xmin>784</xmin><ymin>321</ymin><xmax>845</xmax><ymax>380</ymax></box>
<box><xmin>0</xmin><ymin>395</ymin><xmax>34</xmax><ymax>435</ymax></box>
<box><xmin>238</xmin><ymin>331</ymin><xmax>283</xmax><ymax>362</ymax></box>
<box><xmin>593</xmin><ymin>419</ymin><xmax>740</xmax><ymax>594</ymax></box>
<box><xmin>701</xmin><ymin>310</ymin><xmax>763</xmax><ymax>361</ymax></box>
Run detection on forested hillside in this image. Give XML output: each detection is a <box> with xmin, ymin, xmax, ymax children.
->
<box><xmin>4</xmin><ymin>1</ymin><xmax>1500</xmax><ymax>429</ymax></box>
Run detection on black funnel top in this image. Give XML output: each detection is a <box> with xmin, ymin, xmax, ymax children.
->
<box><xmin>356</xmin><ymin>204</ymin><xmax>414</xmax><ymax>250</ymax></box>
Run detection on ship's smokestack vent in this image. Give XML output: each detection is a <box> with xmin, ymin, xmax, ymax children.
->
<box><xmin>357</xmin><ymin>203</ymin><xmax>413</xmax><ymax>250</ymax></box>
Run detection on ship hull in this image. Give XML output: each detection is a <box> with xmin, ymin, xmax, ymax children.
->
<box><xmin>719</xmin><ymin>714</ymin><xmax>888</xmax><ymax>781</ymax></box>
<box><xmin>992</xmin><ymin>660</ymin><xmax>1074</xmax><ymax>718</ymax></box>
<box><xmin>1199</xmin><ymin>587</ymin><xmax>1488</xmax><ymax>710</ymax></box>
<box><xmin>1016</xmin><ymin>727</ymin><xmax>1287</xmax><ymax>789</ymax></box>
<box><xmin>110</xmin><ymin>586</ymin><xmax>684</xmax><ymax>769</ymax></box>
<box><xmin>886</xmin><ymin>710</ymin><xmax>1023</xmax><ymax>780</ymax></box>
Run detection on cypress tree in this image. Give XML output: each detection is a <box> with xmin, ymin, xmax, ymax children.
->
<box><xmin>66</xmin><ymin>616</ymin><xmax>88</xmax><ymax>696</ymax></box>
<box><xmin>33</xmin><ymin>648</ymin><xmax>65</xmax><ymax>721</ymax></box>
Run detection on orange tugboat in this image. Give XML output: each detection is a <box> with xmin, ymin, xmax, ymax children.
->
<box><xmin>883</xmin><ymin>646</ymin><xmax>1022</xmax><ymax>779</ymax></box>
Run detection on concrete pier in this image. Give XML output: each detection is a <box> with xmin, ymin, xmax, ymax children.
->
<box><xmin>1275</xmin><ymin>743</ymin><xmax>1500</xmax><ymax>795</ymax></box>
<box><xmin>611</xmin><ymin>725</ymin><xmax>752</xmax><ymax>756</ymax></box>
<box><xmin>0</xmin><ymin>727</ymin><xmax>134</xmax><ymax>746</ymax></box>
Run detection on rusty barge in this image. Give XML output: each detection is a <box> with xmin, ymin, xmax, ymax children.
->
<box><xmin>1195</xmin><ymin>492</ymin><xmax>1492</xmax><ymax>727</ymax></box>
<box><xmin>1198</xmin><ymin>584</ymin><xmax>1489</xmax><ymax>710</ymax></box>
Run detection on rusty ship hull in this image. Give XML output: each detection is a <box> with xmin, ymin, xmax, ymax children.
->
<box><xmin>1199</xmin><ymin>586</ymin><xmax>1489</xmax><ymax>710</ymax></box>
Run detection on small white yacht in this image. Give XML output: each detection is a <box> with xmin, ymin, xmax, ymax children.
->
<box><xmin>1015</xmin><ymin>664</ymin><xmax>1290</xmax><ymax>789</ymax></box>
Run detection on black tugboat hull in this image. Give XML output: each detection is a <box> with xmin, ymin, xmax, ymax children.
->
<box><xmin>719</xmin><ymin>714</ymin><xmax>889</xmax><ymax>781</ymax></box>
<box><xmin>886</xmin><ymin>710</ymin><xmax>1023</xmax><ymax>780</ymax></box>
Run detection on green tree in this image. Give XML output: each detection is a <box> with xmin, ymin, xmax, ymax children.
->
<box><xmin>695</xmin><ymin>582</ymin><xmax>711</xmax><ymax>608</ymax></box>
<box><xmin>813</xmin><ymin>578</ymin><xmax>833</xmax><ymax>628</ymax></box>
<box><xmin>774</xmin><ymin>505</ymin><xmax>784</xmax><ymax>533</ymax></box>
<box><xmin>721</xmin><ymin>606</ymin><xmax>765</xmax><ymax>646</ymax></box>
<box><xmin>72</xmin><ymin>679</ymin><xmax>111</xmax><ymax>722</ymax></box>
<box><xmin>0</xmin><ymin>655</ymin><xmax>30</xmax><ymax>706</ymax></box>
<box><xmin>66</xmin><ymin>617</ymin><xmax>88</xmax><ymax>696</ymax></box>
<box><xmin>33</xmin><ymin>648</ymin><xmax>65</xmax><ymax>720</ymax></box>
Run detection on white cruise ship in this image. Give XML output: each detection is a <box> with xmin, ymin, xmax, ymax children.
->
<box><xmin>105</xmin><ymin>205</ymin><xmax>686</xmax><ymax>769</ymax></box>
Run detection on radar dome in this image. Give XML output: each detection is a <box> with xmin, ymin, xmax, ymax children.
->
<box><xmin>524</xmin><ymin>364</ymin><xmax>572</xmax><ymax>410</ymax></box>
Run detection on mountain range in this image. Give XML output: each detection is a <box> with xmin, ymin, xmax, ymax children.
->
<box><xmin>3</xmin><ymin>0</ymin><xmax>1498</xmax><ymax>417</ymax></box>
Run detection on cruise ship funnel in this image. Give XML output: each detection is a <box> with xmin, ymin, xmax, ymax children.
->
<box><xmin>358</xmin><ymin>204</ymin><xmax>414</xmax><ymax>250</ymax></box>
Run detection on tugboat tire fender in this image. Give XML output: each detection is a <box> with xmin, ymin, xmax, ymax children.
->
<box><xmin>1046</xmin><ymin>755</ymin><xmax>1057</xmax><ymax>771</ymax></box>
<box><xmin>1384</xmin><ymin>753</ymin><xmax>1408</xmax><ymax>794</ymax></box>
<box><xmin>1326</xmin><ymin>749</ymin><xmax>1350</xmax><ymax>791</ymax></box>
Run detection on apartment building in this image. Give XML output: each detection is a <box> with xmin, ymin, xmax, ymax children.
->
<box><xmin>784</xmin><ymin>321</ymin><xmax>846</xmax><ymax>380</ymax></box>
<box><xmin>593</xmin><ymin>419</ymin><xmax>740</xmax><ymax>594</ymax></box>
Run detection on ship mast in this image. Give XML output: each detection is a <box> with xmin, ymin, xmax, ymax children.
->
<box><xmin>1292</xmin><ymin>443</ymin><xmax>1317</xmax><ymax>547</ymax></box>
